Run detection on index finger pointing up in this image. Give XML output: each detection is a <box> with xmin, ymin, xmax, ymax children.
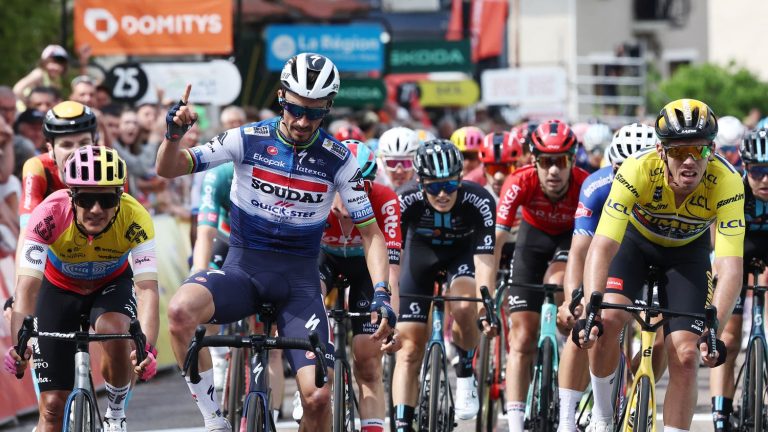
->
<box><xmin>181</xmin><ymin>84</ymin><xmax>192</xmax><ymax>104</ymax></box>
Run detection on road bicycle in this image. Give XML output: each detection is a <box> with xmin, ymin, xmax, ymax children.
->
<box><xmin>183</xmin><ymin>303</ymin><xmax>327</xmax><ymax>432</ymax></box>
<box><xmin>400</xmin><ymin>285</ymin><xmax>495</xmax><ymax>432</ymax></box>
<box><xmin>733</xmin><ymin>258</ymin><xmax>768</xmax><ymax>432</ymax></box>
<box><xmin>582</xmin><ymin>267</ymin><xmax>719</xmax><ymax>432</ymax></box>
<box><xmin>14</xmin><ymin>314</ymin><xmax>148</xmax><ymax>432</ymax></box>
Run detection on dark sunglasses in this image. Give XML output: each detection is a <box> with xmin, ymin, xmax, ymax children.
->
<box><xmin>73</xmin><ymin>192</ymin><xmax>120</xmax><ymax>209</ymax></box>
<box><xmin>663</xmin><ymin>144</ymin><xmax>712</xmax><ymax>161</ymax></box>
<box><xmin>536</xmin><ymin>155</ymin><xmax>571</xmax><ymax>169</ymax></box>
<box><xmin>747</xmin><ymin>165</ymin><xmax>768</xmax><ymax>179</ymax></box>
<box><xmin>423</xmin><ymin>180</ymin><xmax>460</xmax><ymax>195</ymax></box>
<box><xmin>279</xmin><ymin>98</ymin><xmax>329</xmax><ymax>120</ymax></box>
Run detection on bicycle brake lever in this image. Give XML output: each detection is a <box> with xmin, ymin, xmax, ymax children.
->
<box><xmin>583</xmin><ymin>291</ymin><xmax>604</xmax><ymax>340</ymax></box>
<box><xmin>308</xmin><ymin>332</ymin><xmax>327</xmax><ymax>388</ymax></box>
<box><xmin>569</xmin><ymin>285</ymin><xmax>584</xmax><ymax>315</ymax></box>
<box><xmin>705</xmin><ymin>305</ymin><xmax>718</xmax><ymax>354</ymax></box>
<box><xmin>129</xmin><ymin>320</ymin><xmax>146</xmax><ymax>365</ymax></box>
<box><xmin>14</xmin><ymin>315</ymin><xmax>34</xmax><ymax>379</ymax></box>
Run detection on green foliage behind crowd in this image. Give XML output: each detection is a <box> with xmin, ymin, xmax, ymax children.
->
<box><xmin>648</xmin><ymin>62</ymin><xmax>768</xmax><ymax>119</ymax></box>
<box><xmin>0</xmin><ymin>0</ymin><xmax>60</xmax><ymax>86</ymax></box>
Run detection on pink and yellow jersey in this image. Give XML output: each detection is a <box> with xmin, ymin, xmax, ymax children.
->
<box><xmin>17</xmin><ymin>189</ymin><xmax>157</xmax><ymax>294</ymax></box>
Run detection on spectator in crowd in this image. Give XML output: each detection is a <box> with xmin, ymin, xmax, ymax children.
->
<box><xmin>100</xmin><ymin>104</ymin><xmax>123</xmax><ymax>145</ymax></box>
<box><xmin>136</xmin><ymin>103</ymin><xmax>159</xmax><ymax>136</ymax></box>
<box><xmin>13</xmin><ymin>45</ymin><xmax>69</xmax><ymax>103</ymax></box>
<box><xmin>357</xmin><ymin>110</ymin><xmax>380</xmax><ymax>141</ymax></box>
<box><xmin>26</xmin><ymin>86</ymin><xmax>59</xmax><ymax>113</ymax></box>
<box><xmin>0</xmin><ymin>114</ymin><xmax>21</xmax><ymax>248</ymax></box>
<box><xmin>219</xmin><ymin>105</ymin><xmax>247</xmax><ymax>130</ymax></box>
<box><xmin>0</xmin><ymin>86</ymin><xmax>36</xmax><ymax>178</ymax></box>
<box><xmin>13</xmin><ymin>109</ymin><xmax>45</xmax><ymax>153</ymax></box>
<box><xmin>94</xmin><ymin>84</ymin><xmax>112</xmax><ymax>110</ymax></box>
<box><xmin>437</xmin><ymin>115</ymin><xmax>457</xmax><ymax>139</ymax></box>
<box><xmin>112</xmin><ymin>109</ymin><xmax>156</xmax><ymax>179</ymax></box>
<box><xmin>69</xmin><ymin>75</ymin><xmax>96</xmax><ymax>106</ymax></box>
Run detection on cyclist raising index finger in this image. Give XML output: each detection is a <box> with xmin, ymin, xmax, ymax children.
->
<box><xmin>156</xmin><ymin>53</ymin><xmax>392</xmax><ymax>432</ymax></box>
<box><xmin>577</xmin><ymin>99</ymin><xmax>743</xmax><ymax>432</ymax></box>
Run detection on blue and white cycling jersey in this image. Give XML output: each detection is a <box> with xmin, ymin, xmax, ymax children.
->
<box><xmin>186</xmin><ymin>117</ymin><xmax>375</xmax><ymax>257</ymax></box>
<box><xmin>574</xmin><ymin>165</ymin><xmax>613</xmax><ymax>236</ymax></box>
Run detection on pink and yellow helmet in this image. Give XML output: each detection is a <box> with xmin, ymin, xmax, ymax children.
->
<box><xmin>64</xmin><ymin>145</ymin><xmax>127</xmax><ymax>188</ymax></box>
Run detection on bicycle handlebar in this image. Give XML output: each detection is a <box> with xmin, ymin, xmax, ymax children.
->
<box><xmin>14</xmin><ymin>314</ymin><xmax>147</xmax><ymax>380</ymax></box>
<box><xmin>569</xmin><ymin>285</ymin><xmax>585</xmax><ymax>316</ymax></box>
<box><xmin>183</xmin><ymin>326</ymin><xmax>328</xmax><ymax>388</ymax></box>
<box><xmin>477</xmin><ymin>286</ymin><xmax>500</xmax><ymax>331</ymax></box>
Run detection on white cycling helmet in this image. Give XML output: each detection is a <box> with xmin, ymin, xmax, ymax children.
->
<box><xmin>378</xmin><ymin>127</ymin><xmax>421</xmax><ymax>157</ymax></box>
<box><xmin>583</xmin><ymin>123</ymin><xmax>613</xmax><ymax>153</ymax></box>
<box><xmin>280</xmin><ymin>53</ymin><xmax>340</xmax><ymax>100</ymax></box>
<box><xmin>714</xmin><ymin>115</ymin><xmax>746</xmax><ymax>150</ymax></box>
<box><xmin>607</xmin><ymin>123</ymin><xmax>657</xmax><ymax>165</ymax></box>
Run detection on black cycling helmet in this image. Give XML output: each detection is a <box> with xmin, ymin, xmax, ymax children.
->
<box><xmin>741</xmin><ymin>128</ymin><xmax>768</xmax><ymax>164</ymax></box>
<box><xmin>655</xmin><ymin>98</ymin><xmax>718</xmax><ymax>143</ymax></box>
<box><xmin>414</xmin><ymin>139</ymin><xmax>464</xmax><ymax>179</ymax></box>
<box><xmin>43</xmin><ymin>101</ymin><xmax>97</xmax><ymax>142</ymax></box>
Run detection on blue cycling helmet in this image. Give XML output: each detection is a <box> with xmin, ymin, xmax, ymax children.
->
<box><xmin>741</xmin><ymin>129</ymin><xmax>768</xmax><ymax>164</ymax></box>
<box><xmin>757</xmin><ymin>117</ymin><xmax>768</xmax><ymax>130</ymax></box>
<box><xmin>342</xmin><ymin>139</ymin><xmax>377</xmax><ymax>180</ymax></box>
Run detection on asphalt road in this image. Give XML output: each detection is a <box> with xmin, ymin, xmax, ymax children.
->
<box><xmin>0</xmin><ymin>360</ymin><xmax>720</xmax><ymax>432</ymax></box>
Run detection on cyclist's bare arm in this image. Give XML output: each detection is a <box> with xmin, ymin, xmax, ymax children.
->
<box><xmin>493</xmin><ymin>229</ymin><xmax>509</xmax><ymax>273</ymax></box>
<box><xmin>711</xmin><ymin>255</ymin><xmax>743</xmax><ymax>334</ymax></box>
<box><xmin>560</xmin><ymin>234</ymin><xmax>592</xmax><ymax>324</ymax></box>
<box><xmin>135</xmin><ymin>279</ymin><xmax>160</xmax><ymax>346</ymax></box>
<box><xmin>474</xmin><ymin>253</ymin><xmax>496</xmax><ymax>298</ymax></box>
<box><xmin>156</xmin><ymin>85</ymin><xmax>198</xmax><ymax>178</ymax></box>
<box><xmin>583</xmin><ymin>234</ymin><xmax>620</xmax><ymax>298</ymax></box>
<box><xmin>191</xmin><ymin>225</ymin><xmax>217</xmax><ymax>273</ymax></box>
<box><xmin>389</xmin><ymin>263</ymin><xmax>401</xmax><ymax>313</ymax></box>
<box><xmin>359</xmin><ymin>222</ymin><xmax>389</xmax><ymax>290</ymax></box>
<box><xmin>10</xmin><ymin>274</ymin><xmax>42</xmax><ymax>344</ymax></box>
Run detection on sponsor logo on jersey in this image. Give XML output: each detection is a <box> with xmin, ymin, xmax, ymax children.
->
<box><xmin>717</xmin><ymin>193</ymin><xmax>744</xmax><ymax>209</ymax></box>
<box><xmin>606</xmin><ymin>277</ymin><xmax>624</xmax><ymax>290</ymax></box>
<box><xmin>615</xmin><ymin>173</ymin><xmax>639</xmax><ymax>198</ymax></box>
<box><xmin>253</xmin><ymin>153</ymin><xmax>287</xmax><ymax>168</ymax></box>
<box><xmin>33</xmin><ymin>215</ymin><xmax>56</xmax><ymax>242</ymax></box>
<box><xmin>348</xmin><ymin>168</ymin><xmax>365</xmax><ymax>191</ymax></box>
<box><xmin>322</xmin><ymin>139</ymin><xmax>348</xmax><ymax>159</ymax></box>
<box><xmin>267</xmin><ymin>145</ymin><xmax>278</xmax><ymax>155</ymax></box>
<box><xmin>461</xmin><ymin>192</ymin><xmax>494</xmax><ymax>227</ymax></box>
<box><xmin>686</xmin><ymin>195</ymin><xmax>710</xmax><ymax>211</ymax></box>
<box><xmin>124</xmin><ymin>222</ymin><xmax>148</xmax><ymax>244</ymax></box>
<box><xmin>633</xmin><ymin>207</ymin><xmax>711</xmax><ymax>239</ymax></box>
<box><xmin>653</xmin><ymin>186</ymin><xmax>663</xmax><ymax>202</ymax></box>
<box><xmin>583</xmin><ymin>175</ymin><xmax>612</xmax><ymax>198</ymax></box>
<box><xmin>25</xmin><ymin>244</ymin><xmax>45</xmax><ymax>266</ymax></box>
<box><xmin>244</xmin><ymin>126</ymin><xmax>270</xmax><ymax>136</ymax></box>
<box><xmin>605</xmin><ymin>198</ymin><xmax>631</xmax><ymax>216</ymax></box>
<box><xmin>381</xmin><ymin>199</ymin><xmax>399</xmax><ymax>238</ymax></box>
<box><xmin>251</xmin><ymin>167</ymin><xmax>328</xmax><ymax>203</ymax></box>
<box><xmin>575</xmin><ymin>202</ymin><xmax>593</xmax><ymax>218</ymax></box>
<box><xmin>250</xmin><ymin>199</ymin><xmax>317</xmax><ymax>218</ymax></box>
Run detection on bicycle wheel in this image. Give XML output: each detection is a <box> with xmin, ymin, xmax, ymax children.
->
<box><xmin>427</xmin><ymin>346</ymin><xmax>451</xmax><ymax>432</ymax></box>
<box><xmin>383</xmin><ymin>353</ymin><xmax>396</xmax><ymax>432</ymax></box>
<box><xmin>611</xmin><ymin>352</ymin><xmax>629</xmax><ymax>428</ymax></box>
<box><xmin>69</xmin><ymin>392</ymin><xmax>96</xmax><ymax>432</ymax></box>
<box><xmin>629</xmin><ymin>376</ymin><xmax>651</xmax><ymax>432</ymax></box>
<box><xmin>226</xmin><ymin>347</ymin><xmax>247</xmax><ymax>432</ymax></box>
<box><xmin>528</xmin><ymin>338</ymin><xmax>556</xmax><ymax>432</ymax></box>
<box><xmin>742</xmin><ymin>338</ymin><xmax>765</xmax><ymax>432</ymax></box>
<box><xmin>245</xmin><ymin>393</ymin><xmax>267</xmax><ymax>432</ymax></box>
<box><xmin>475</xmin><ymin>334</ymin><xmax>497</xmax><ymax>432</ymax></box>
<box><xmin>333</xmin><ymin>360</ymin><xmax>357</xmax><ymax>432</ymax></box>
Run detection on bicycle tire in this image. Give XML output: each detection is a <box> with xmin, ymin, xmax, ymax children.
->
<box><xmin>245</xmin><ymin>393</ymin><xmax>267</xmax><ymax>432</ymax></box>
<box><xmin>227</xmin><ymin>347</ymin><xmax>247</xmax><ymax>432</ymax></box>
<box><xmin>632</xmin><ymin>376</ymin><xmax>651</xmax><ymax>432</ymax></box>
<box><xmin>333</xmin><ymin>359</ymin><xmax>356</xmax><ymax>432</ymax></box>
<box><xmin>475</xmin><ymin>334</ymin><xmax>496</xmax><ymax>432</ymax></box>
<box><xmin>611</xmin><ymin>352</ymin><xmax>628</xmax><ymax>428</ymax></box>
<box><xmin>540</xmin><ymin>338</ymin><xmax>557</xmax><ymax>432</ymax></box>
<box><xmin>383</xmin><ymin>353</ymin><xmax>396</xmax><ymax>432</ymax></box>
<box><xmin>744</xmin><ymin>338</ymin><xmax>765</xmax><ymax>432</ymax></box>
<box><xmin>428</xmin><ymin>346</ymin><xmax>450</xmax><ymax>432</ymax></box>
<box><xmin>70</xmin><ymin>392</ymin><xmax>95</xmax><ymax>432</ymax></box>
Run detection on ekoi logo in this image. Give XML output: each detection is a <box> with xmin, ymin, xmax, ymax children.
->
<box><xmin>84</xmin><ymin>9</ymin><xmax>119</xmax><ymax>42</ymax></box>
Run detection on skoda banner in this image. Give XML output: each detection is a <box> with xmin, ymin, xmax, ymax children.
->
<box><xmin>265</xmin><ymin>24</ymin><xmax>385</xmax><ymax>72</ymax></box>
<box><xmin>388</xmin><ymin>40</ymin><xmax>472</xmax><ymax>73</ymax></box>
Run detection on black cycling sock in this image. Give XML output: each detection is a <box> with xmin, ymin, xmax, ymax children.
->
<box><xmin>711</xmin><ymin>396</ymin><xmax>733</xmax><ymax>431</ymax></box>
<box><xmin>454</xmin><ymin>346</ymin><xmax>475</xmax><ymax>378</ymax></box>
<box><xmin>394</xmin><ymin>405</ymin><xmax>414</xmax><ymax>432</ymax></box>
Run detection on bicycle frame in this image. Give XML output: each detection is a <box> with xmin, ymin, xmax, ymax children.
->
<box><xmin>621</xmin><ymin>328</ymin><xmax>657</xmax><ymax>432</ymax></box>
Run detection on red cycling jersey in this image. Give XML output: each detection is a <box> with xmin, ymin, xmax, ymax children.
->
<box><xmin>19</xmin><ymin>153</ymin><xmax>66</xmax><ymax>229</ymax></box>
<box><xmin>322</xmin><ymin>182</ymin><xmax>403</xmax><ymax>264</ymax></box>
<box><xmin>496</xmin><ymin>164</ymin><xmax>589</xmax><ymax>236</ymax></box>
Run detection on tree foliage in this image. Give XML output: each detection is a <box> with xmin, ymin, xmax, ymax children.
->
<box><xmin>0</xmin><ymin>0</ymin><xmax>60</xmax><ymax>87</ymax></box>
<box><xmin>648</xmin><ymin>62</ymin><xmax>768</xmax><ymax>119</ymax></box>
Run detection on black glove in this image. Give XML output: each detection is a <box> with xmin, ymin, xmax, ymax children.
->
<box><xmin>698</xmin><ymin>334</ymin><xmax>727</xmax><ymax>368</ymax></box>
<box><xmin>165</xmin><ymin>99</ymin><xmax>196</xmax><ymax>142</ymax></box>
<box><xmin>571</xmin><ymin>318</ymin><xmax>604</xmax><ymax>348</ymax></box>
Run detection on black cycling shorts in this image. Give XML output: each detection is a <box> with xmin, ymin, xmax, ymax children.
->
<box><xmin>507</xmin><ymin>220</ymin><xmax>571</xmax><ymax>313</ymax></box>
<box><xmin>33</xmin><ymin>268</ymin><xmax>137</xmax><ymax>392</ymax></box>
<box><xmin>732</xmin><ymin>233</ymin><xmax>768</xmax><ymax>315</ymax></box>
<box><xmin>398</xmin><ymin>239</ymin><xmax>476</xmax><ymax>324</ymax></box>
<box><xmin>605</xmin><ymin>224</ymin><xmax>712</xmax><ymax>336</ymax></box>
<box><xmin>318</xmin><ymin>252</ymin><xmax>377</xmax><ymax>336</ymax></box>
<box><xmin>186</xmin><ymin>247</ymin><xmax>334</xmax><ymax>371</ymax></box>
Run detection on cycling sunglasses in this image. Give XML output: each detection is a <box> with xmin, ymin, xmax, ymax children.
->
<box><xmin>423</xmin><ymin>179</ymin><xmax>460</xmax><ymax>195</ymax></box>
<box><xmin>663</xmin><ymin>144</ymin><xmax>712</xmax><ymax>161</ymax></box>
<box><xmin>279</xmin><ymin>98</ymin><xmax>329</xmax><ymax>121</ymax></box>
<box><xmin>747</xmin><ymin>165</ymin><xmax>768</xmax><ymax>179</ymax></box>
<box><xmin>73</xmin><ymin>192</ymin><xmax>120</xmax><ymax>209</ymax></box>
<box><xmin>536</xmin><ymin>155</ymin><xmax>571</xmax><ymax>169</ymax></box>
<box><xmin>383</xmin><ymin>158</ymin><xmax>415</xmax><ymax>171</ymax></box>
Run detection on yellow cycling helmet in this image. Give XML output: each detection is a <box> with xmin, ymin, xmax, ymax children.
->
<box><xmin>44</xmin><ymin>101</ymin><xmax>98</xmax><ymax>141</ymax></box>
<box><xmin>450</xmin><ymin>126</ymin><xmax>484</xmax><ymax>152</ymax></box>
<box><xmin>655</xmin><ymin>99</ymin><xmax>718</xmax><ymax>143</ymax></box>
<box><xmin>64</xmin><ymin>145</ymin><xmax>127</xmax><ymax>188</ymax></box>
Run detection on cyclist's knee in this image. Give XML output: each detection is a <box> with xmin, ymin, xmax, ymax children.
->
<box><xmin>668</xmin><ymin>340</ymin><xmax>700</xmax><ymax>373</ymax></box>
<box><xmin>168</xmin><ymin>285</ymin><xmax>210</xmax><ymax>333</ymax></box>
<box><xmin>596</xmin><ymin>309</ymin><xmax>627</xmax><ymax>339</ymax></box>
<box><xmin>720</xmin><ymin>329</ymin><xmax>741</xmax><ymax>355</ymax></box>
<box><xmin>353</xmin><ymin>354</ymin><xmax>382</xmax><ymax>385</ymax></box>
<box><xmin>396</xmin><ymin>338</ymin><xmax>425</xmax><ymax>366</ymax></box>
<box><xmin>39</xmin><ymin>393</ymin><xmax>66</xmax><ymax>424</ymax></box>
<box><xmin>300</xmin><ymin>385</ymin><xmax>331</xmax><ymax>416</ymax></box>
<box><xmin>94</xmin><ymin>312</ymin><xmax>129</xmax><ymax>334</ymax></box>
<box><xmin>449</xmin><ymin>301</ymin><xmax>477</xmax><ymax>325</ymax></box>
<box><xmin>508</xmin><ymin>314</ymin><xmax>538</xmax><ymax>353</ymax></box>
